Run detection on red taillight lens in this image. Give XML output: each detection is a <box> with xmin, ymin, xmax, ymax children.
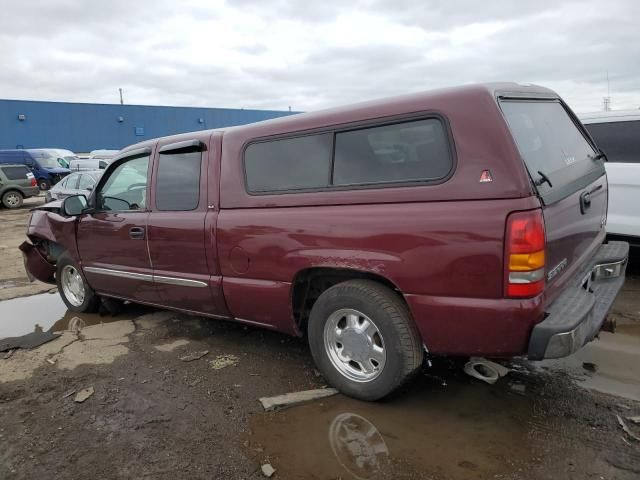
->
<box><xmin>505</xmin><ymin>209</ymin><xmax>546</xmax><ymax>298</ymax></box>
<box><xmin>31</xmin><ymin>178</ymin><xmax>37</xmax><ymax>187</ymax></box>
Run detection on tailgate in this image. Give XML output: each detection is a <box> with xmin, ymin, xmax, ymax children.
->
<box><xmin>500</xmin><ymin>99</ymin><xmax>607</xmax><ymax>302</ymax></box>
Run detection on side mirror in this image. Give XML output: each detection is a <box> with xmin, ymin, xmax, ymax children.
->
<box><xmin>62</xmin><ymin>194</ymin><xmax>88</xmax><ymax>216</ymax></box>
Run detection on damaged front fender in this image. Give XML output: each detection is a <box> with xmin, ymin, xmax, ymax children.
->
<box><xmin>20</xmin><ymin>206</ymin><xmax>80</xmax><ymax>284</ymax></box>
<box><xmin>19</xmin><ymin>241</ymin><xmax>56</xmax><ymax>284</ymax></box>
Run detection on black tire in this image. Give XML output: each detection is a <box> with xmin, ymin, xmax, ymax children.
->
<box><xmin>2</xmin><ymin>190</ymin><xmax>23</xmax><ymax>209</ymax></box>
<box><xmin>38</xmin><ymin>179</ymin><xmax>51</xmax><ymax>191</ymax></box>
<box><xmin>56</xmin><ymin>253</ymin><xmax>100</xmax><ymax>313</ymax></box>
<box><xmin>308</xmin><ymin>280</ymin><xmax>423</xmax><ymax>401</ymax></box>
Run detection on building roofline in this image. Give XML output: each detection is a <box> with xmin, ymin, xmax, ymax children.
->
<box><xmin>0</xmin><ymin>98</ymin><xmax>298</xmax><ymax>114</ymax></box>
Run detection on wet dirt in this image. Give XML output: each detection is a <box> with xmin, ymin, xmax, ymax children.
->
<box><xmin>543</xmin><ymin>323</ymin><xmax>640</xmax><ymax>402</ymax></box>
<box><xmin>0</xmin><ymin>305</ymin><xmax>319</xmax><ymax>479</ymax></box>
<box><xmin>0</xmin><ymin>300</ymin><xmax>638</xmax><ymax>479</ymax></box>
<box><xmin>0</xmin><ymin>196</ymin><xmax>52</xmax><ymax>301</ymax></box>
<box><xmin>249</xmin><ymin>362</ymin><xmax>640</xmax><ymax>479</ymax></box>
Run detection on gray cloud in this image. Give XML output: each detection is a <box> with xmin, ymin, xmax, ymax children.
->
<box><xmin>0</xmin><ymin>0</ymin><xmax>637</xmax><ymax>113</ymax></box>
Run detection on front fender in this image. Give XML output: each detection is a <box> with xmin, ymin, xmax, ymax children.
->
<box><xmin>19</xmin><ymin>241</ymin><xmax>56</xmax><ymax>284</ymax></box>
<box><xmin>27</xmin><ymin>209</ymin><xmax>80</xmax><ymax>261</ymax></box>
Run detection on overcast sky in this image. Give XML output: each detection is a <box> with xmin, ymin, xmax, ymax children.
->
<box><xmin>0</xmin><ymin>0</ymin><xmax>637</xmax><ymax>113</ymax></box>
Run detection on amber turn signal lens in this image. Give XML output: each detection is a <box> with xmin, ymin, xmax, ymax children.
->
<box><xmin>508</xmin><ymin>250</ymin><xmax>545</xmax><ymax>271</ymax></box>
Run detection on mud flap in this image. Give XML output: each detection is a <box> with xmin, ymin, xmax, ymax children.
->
<box><xmin>19</xmin><ymin>241</ymin><xmax>56</xmax><ymax>284</ymax></box>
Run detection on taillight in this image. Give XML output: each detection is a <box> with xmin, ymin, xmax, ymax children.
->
<box><xmin>505</xmin><ymin>209</ymin><xmax>546</xmax><ymax>298</ymax></box>
<box><xmin>31</xmin><ymin>178</ymin><xmax>37</xmax><ymax>187</ymax></box>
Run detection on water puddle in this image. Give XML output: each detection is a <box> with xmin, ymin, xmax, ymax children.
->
<box><xmin>0</xmin><ymin>291</ymin><xmax>147</xmax><ymax>340</ymax></box>
<box><xmin>542</xmin><ymin>323</ymin><xmax>640</xmax><ymax>402</ymax></box>
<box><xmin>248</xmin><ymin>371</ymin><xmax>613</xmax><ymax>479</ymax></box>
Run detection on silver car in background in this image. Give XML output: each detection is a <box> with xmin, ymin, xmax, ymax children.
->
<box><xmin>44</xmin><ymin>170</ymin><xmax>103</xmax><ymax>202</ymax></box>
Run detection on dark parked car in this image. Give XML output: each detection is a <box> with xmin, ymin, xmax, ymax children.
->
<box><xmin>0</xmin><ymin>164</ymin><xmax>39</xmax><ymax>208</ymax></box>
<box><xmin>20</xmin><ymin>83</ymin><xmax>628</xmax><ymax>400</ymax></box>
<box><xmin>45</xmin><ymin>170</ymin><xmax>103</xmax><ymax>202</ymax></box>
<box><xmin>0</xmin><ymin>149</ymin><xmax>70</xmax><ymax>190</ymax></box>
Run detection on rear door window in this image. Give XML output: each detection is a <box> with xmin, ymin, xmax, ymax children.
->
<box><xmin>500</xmin><ymin>100</ymin><xmax>605</xmax><ymax>203</ymax></box>
<box><xmin>584</xmin><ymin>120</ymin><xmax>640</xmax><ymax>163</ymax></box>
<box><xmin>155</xmin><ymin>149</ymin><xmax>202</xmax><ymax>211</ymax></box>
<box><xmin>1</xmin><ymin>166</ymin><xmax>30</xmax><ymax>180</ymax></box>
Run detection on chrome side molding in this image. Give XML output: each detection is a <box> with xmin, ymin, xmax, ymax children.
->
<box><xmin>84</xmin><ymin>267</ymin><xmax>152</xmax><ymax>282</ymax></box>
<box><xmin>154</xmin><ymin>275</ymin><xmax>208</xmax><ymax>288</ymax></box>
<box><xmin>84</xmin><ymin>266</ymin><xmax>207</xmax><ymax>288</ymax></box>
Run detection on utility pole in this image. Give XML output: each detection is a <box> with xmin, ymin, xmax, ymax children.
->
<box><xmin>602</xmin><ymin>72</ymin><xmax>611</xmax><ymax>111</ymax></box>
<box><xmin>119</xmin><ymin>88</ymin><xmax>124</xmax><ymax>105</ymax></box>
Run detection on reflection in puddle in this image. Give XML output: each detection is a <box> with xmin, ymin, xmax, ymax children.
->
<box><xmin>0</xmin><ymin>291</ymin><xmax>149</xmax><ymax>340</ymax></box>
<box><xmin>249</xmin><ymin>358</ymin><xmax>639</xmax><ymax>480</ymax></box>
<box><xmin>329</xmin><ymin>413</ymin><xmax>389</xmax><ymax>479</ymax></box>
<box><xmin>249</xmin><ymin>375</ymin><xmax>544</xmax><ymax>480</ymax></box>
<box><xmin>0</xmin><ymin>292</ymin><xmax>67</xmax><ymax>338</ymax></box>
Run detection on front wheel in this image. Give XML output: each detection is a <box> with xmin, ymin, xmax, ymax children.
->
<box><xmin>308</xmin><ymin>280</ymin><xmax>423</xmax><ymax>401</ymax></box>
<box><xmin>56</xmin><ymin>254</ymin><xmax>100</xmax><ymax>312</ymax></box>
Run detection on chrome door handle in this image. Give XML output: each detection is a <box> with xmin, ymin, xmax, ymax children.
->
<box><xmin>129</xmin><ymin>227</ymin><xmax>145</xmax><ymax>240</ymax></box>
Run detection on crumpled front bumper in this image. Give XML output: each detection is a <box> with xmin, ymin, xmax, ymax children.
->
<box><xmin>528</xmin><ymin>241</ymin><xmax>628</xmax><ymax>360</ymax></box>
<box><xmin>19</xmin><ymin>241</ymin><xmax>56</xmax><ymax>284</ymax></box>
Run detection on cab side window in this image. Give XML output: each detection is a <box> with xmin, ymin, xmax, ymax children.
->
<box><xmin>155</xmin><ymin>148</ymin><xmax>202</xmax><ymax>211</ymax></box>
<box><xmin>98</xmin><ymin>155</ymin><xmax>149</xmax><ymax>211</ymax></box>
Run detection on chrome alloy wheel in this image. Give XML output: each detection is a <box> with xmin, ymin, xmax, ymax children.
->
<box><xmin>61</xmin><ymin>265</ymin><xmax>85</xmax><ymax>307</ymax></box>
<box><xmin>4</xmin><ymin>192</ymin><xmax>21</xmax><ymax>207</ymax></box>
<box><xmin>324</xmin><ymin>308</ymin><xmax>386</xmax><ymax>382</ymax></box>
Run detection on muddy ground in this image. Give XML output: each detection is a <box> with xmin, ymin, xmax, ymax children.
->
<box><xmin>1</xmin><ymin>200</ymin><xmax>639</xmax><ymax>479</ymax></box>
<box><xmin>0</xmin><ymin>196</ymin><xmax>52</xmax><ymax>301</ymax></box>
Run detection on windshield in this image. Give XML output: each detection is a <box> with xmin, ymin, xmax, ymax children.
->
<box><xmin>33</xmin><ymin>154</ymin><xmax>62</xmax><ymax>168</ymax></box>
<box><xmin>500</xmin><ymin>100</ymin><xmax>604</xmax><ymax>202</ymax></box>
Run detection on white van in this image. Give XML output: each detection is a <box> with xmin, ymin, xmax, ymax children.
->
<box><xmin>68</xmin><ymin>158</ymin><xmax>114</xmax><ymax>172</ymax></box>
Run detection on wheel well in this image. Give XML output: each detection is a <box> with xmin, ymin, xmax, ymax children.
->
<box><xmin>2</xmin><ymin>189</ymin><xmax>24</xmax><ymax>197</ymax></box>
<box><xmin>292</xmin><ymin>267</ymin><xmax>408</xmax><ymax>334</ymax></box>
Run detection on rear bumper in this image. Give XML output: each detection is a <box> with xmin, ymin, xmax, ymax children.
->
<box><xmin>528</xmin><ymin>241</ymin><xmax>628</xmax><ymax>360</ymax></box>
<box><xmin>23</xmin><ymin>186</ymin><xmax>40</xmax><ymax>198</ymax></box>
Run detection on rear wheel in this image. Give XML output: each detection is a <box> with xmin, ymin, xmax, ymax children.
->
<box><xmin>308</xmin><ymin>280</ymin><xmax>423</xmax><ymax>401</ymax></box>
<box><xmin>2</xmin><ymin>190</ymin><xmax>23</xmax><ymax>209</ymax></box>
<box><xmin>38</xmin><ymin>179</ymin><xmax>51</xmax><ymax>191</ymax></box>
<box><xmin>56</xmin><ymin>254</ymin><xmax>100</xmax><ymax>313</ymax></box>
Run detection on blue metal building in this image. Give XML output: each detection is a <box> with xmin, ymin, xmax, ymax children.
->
<box><xmin>0</xmin><ymin>99</ymin><xmax>297</xmax><ymax>152</ymax></box>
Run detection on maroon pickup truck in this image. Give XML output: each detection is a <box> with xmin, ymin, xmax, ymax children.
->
<box><xmin>21</xmin><ymin>83</ymin><xmax>628</xmax><ymax>400</ymax></box>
